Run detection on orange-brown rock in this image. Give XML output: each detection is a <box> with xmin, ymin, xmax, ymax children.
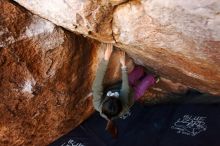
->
<box><xmin>0</xmin><ymin>1</ymin><xmax>140</xmax><ymax>145</ymax></box>
<box><xmin>0</xmin><ymin>1</ymin><xmax>98</xmax><ymax>145</ymax></box>
<box><xmin>13</xmin><ymin>0</ymin><xmax>220</xmax><ymax>95</ymax></box>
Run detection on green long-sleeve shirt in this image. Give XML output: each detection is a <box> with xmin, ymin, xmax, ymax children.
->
<box><xmin>92</xmin><ymin>59</ymin><xmax>134</xmax><ymax>120</ymax></box>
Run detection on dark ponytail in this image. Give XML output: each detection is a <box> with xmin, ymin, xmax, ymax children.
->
<box><xmin>102</xmin><ymin>97</ymin><xmax>122</xmax><ymax>138</ymax></box>
<box><xmin>106</xmin><ymin>120</ymin><xmax>118</xmax><ymax>138</ymax></box>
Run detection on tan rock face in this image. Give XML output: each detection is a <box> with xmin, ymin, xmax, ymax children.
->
<box><xmin>113</xmin><ymin>0</ymin><xmax>220</xmax><ymax>95</ymax></box>
<box><xmin>13</xmin><ymin>0</ymin><xmax>114</xmax><ymax>42</ymax></box>
<box><xmin>13</xmin><ymin>0</ymin><xmax>220</xmax><ymax>95</ymax></box>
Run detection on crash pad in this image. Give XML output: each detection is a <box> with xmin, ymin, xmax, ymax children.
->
<box><xmin>50</xmin><ymin>94</ymin><xmax>220</xmax><ymax>146</ymax></box>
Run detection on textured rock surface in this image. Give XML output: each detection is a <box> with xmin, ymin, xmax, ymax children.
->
<box><xmin>13</xmin><ymin>0</ymin><xmax>220</xmax><ymax>95</ymax></box>
<box><xmin>13</xmin><ymin>0</ymin><xmax>114</xmax><ymax>42</ymax></box>
<box><xmin>0</xmin><ymin>1</ymin><xmax>137</xmax><ymax>145</ymax></box>
<box><xmin>0</xmin><ymin>1</ymin><xmax>97</xmax><ymax>145</ymax></box>
<box><xmin>113</xmin><ymin>0</ymin><xmax>220</xmax><ymax>95</ymax></box>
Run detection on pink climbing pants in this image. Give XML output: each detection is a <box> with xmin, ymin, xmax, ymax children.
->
<box><xmin>128</xmin><ymin>66</ymin><xmax>156</xmax><ymax>100</ymax></box>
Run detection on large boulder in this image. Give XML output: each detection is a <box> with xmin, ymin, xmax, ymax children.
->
<box><xmin>0</xmin><ymin>1</ymin><xmax>137</xmax><ymax>145</ymax></box>
<box><xmin>13</xmin><ymin>0</ymin><xmax>115</xmax><ymax>42</ymax></box>
<box><xmin>113</xmin><ymin>0</ymin><xmax>220</xmax><ymax>95</ymax></box>
<box><xmin>0</xmin><ymin>1</ymin><xmax>97</xmax><ymax>145</ymax></box>
<box><xmin>13</xmin><ymin>0</ymin><xmax>220</xmax><ymax>95</ymax></box>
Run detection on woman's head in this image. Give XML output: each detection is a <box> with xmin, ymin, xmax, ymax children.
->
<box><xmin>102</xmin><ymin>96</ymin><xmax>122</xmax><ymax>120</ymax></box>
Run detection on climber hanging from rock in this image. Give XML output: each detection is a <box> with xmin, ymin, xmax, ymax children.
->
<box><xmin>92</xmin><ymin>43</ymin><xmax>159</xmax><ymax>138</ymax></box>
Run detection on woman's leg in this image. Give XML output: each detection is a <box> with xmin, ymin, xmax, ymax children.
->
<box><xmin>128</xmin><ymin>66</ymin><xmax>144</xmax><ymax>86</ymax></box>
<box><xmin>133</xmin><ymin>75</ymin><xmax>156</xmax><ymax>101</ymax></box>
